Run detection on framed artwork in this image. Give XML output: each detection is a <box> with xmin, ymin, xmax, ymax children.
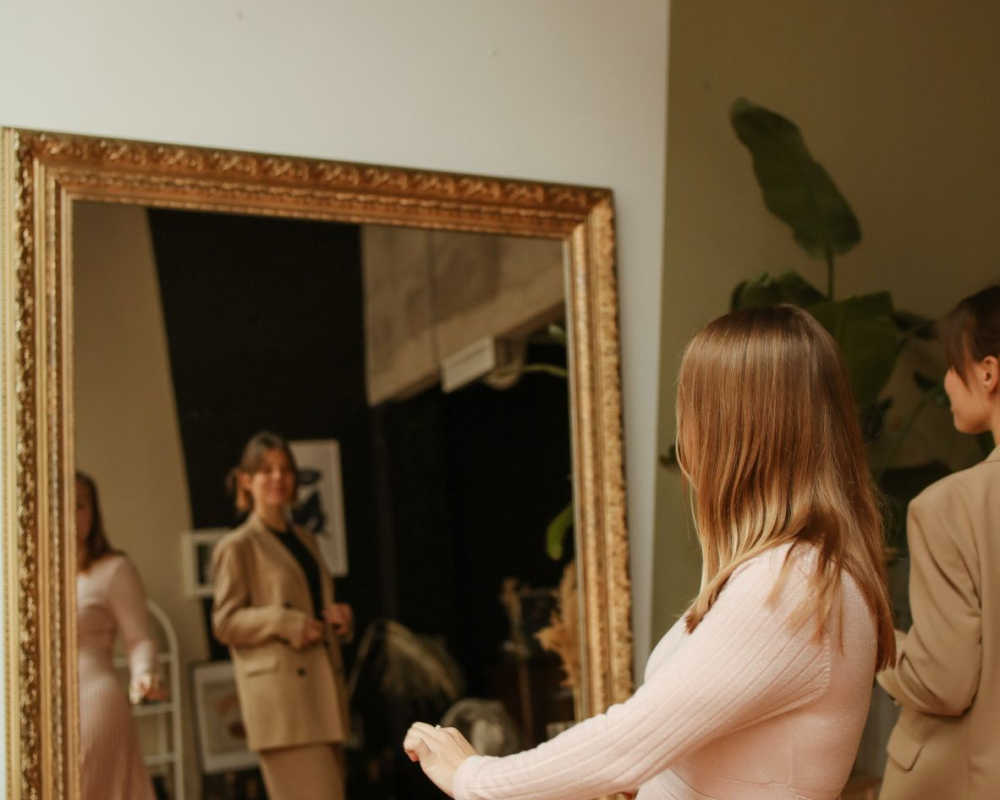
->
<box><xmin>191</xmin><ymin>660</ymin><xmax>257</xmax><ymax>774</ymax></box>
<box><xmin>289</xmin><ymin>439</ymin><xmax>349</xmax><ymax>576</ymax></box>
<box><xmin>182</xmin><ymin>528</ymin><xmax>228</xmax><ymax>598</ymax></box>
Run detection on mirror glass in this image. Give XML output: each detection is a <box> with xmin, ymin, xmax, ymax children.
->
<box><xmin>72</xmin><ymin>199</ymin><xmax>580</xmax><ymax>800</ymax></box>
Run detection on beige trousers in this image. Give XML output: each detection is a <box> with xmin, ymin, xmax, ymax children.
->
<box><xmin>257</xmin><ymin>742</ymin><xmax>344</xmax><ymax>800</ymax></box>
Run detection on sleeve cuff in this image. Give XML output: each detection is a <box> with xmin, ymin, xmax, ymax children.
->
<box><xmin>453</xmin><ymin>755</ymin><xmax>490</xmax><ymax>800</ymax></box>
<box><xmin>278</xmin><ymin>608</ymin><xmax>307</xmax><ymax>648</ymax></box>
<box><xmin>876</xmin><ymin>629</ymin><xmax>907</xmax><ymax>702</ymax></box>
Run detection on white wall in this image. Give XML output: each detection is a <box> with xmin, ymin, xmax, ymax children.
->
<box><xmin>0</xmin><ymin>3</ymin><xmax>669</xmax><ymax>750</ymax></box>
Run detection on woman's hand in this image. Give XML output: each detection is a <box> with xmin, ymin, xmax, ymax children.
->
<box><xmin>403</xmin><ymin>722</ymin><xmax>479</xmax><ymax>797</ymax></box>
<box><xmin>323</xmin><ymin>602</ymin><xmax>353</xmax><ymax>637</ymax></box>
<box><xmin>129</xmin><ymin>673</ymin><xmax>168</xmax><ymax>705</ymax></box>
<box><xmin>299</xmin><ymin>616</ymin><xmax>324</xmax><ymax>648</ymax></box>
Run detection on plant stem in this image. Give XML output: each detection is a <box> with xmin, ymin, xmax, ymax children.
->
<box><xmin>520</xmin><ymin>364</ymin><xmax>569</xmax><ymax>378</ymax></box>
<box><xmin>489</xmin><ymin>363</ymin><xmax>569</xmax><ymax>381</ymax></box>
<box><xmin>826</xmin><ymin>250</ymin><xmax>835</xmax><ymax>300</ymax></box>
<box><xmin>893</xmin><ymin>319</ymin><xmax>936</xmax><ymax>356</ymax></box>
<box><xmin>875</xmin><ymin>390</ymin><xmax>937</xmax><ymax>482</ymax></box>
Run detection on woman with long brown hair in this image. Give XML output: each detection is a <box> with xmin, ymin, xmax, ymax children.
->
<box><xmin>212</xmin><ymin>431</ymin><xmax>353</xmax><ymax>800</ymax></box>
<box><xmin>76</xmin><ymin>471</ymin><xmax>165</xmax><ymax>800</ymax></box>
<box><xmin>404</xmin><ymin>305</ymin><xmax>895</xmax><ymax>800</ymax></box>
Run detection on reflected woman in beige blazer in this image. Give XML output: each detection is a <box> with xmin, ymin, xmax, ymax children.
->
<box><xmin>878</xmin><ymin>285</ymin><xmax>1000</xmax><ymax>799</ymax></box>
<box><xmin>212</xmin><ymin>431</ymin><xmax>353</xmax><ymax>800</ymax></box>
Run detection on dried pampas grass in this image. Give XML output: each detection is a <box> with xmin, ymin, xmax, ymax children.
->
<box><xmin>534</xmin><ymin>561</ymin><xmax>581</xmax><ymax>689</ymax></box>
<box><xmin>348</xmin><ymin>618</ymin><xmax>465</xmax><ymax>702</ymax></box>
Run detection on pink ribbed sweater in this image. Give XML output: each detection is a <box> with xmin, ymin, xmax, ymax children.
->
<box><xmin>454</xmin><ymin>545</ymin><xmax>877</xmax><ymax>800</ymax></box>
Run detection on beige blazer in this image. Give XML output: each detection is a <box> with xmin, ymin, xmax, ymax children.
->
<box><xmin>211</xmin><ymin>514</ymin><xmax>349</xmax><ymax>752</ymax></box>
<box><xmin>877</xmin><ymin>447</ymin><xmax>1000</xmax><ymax>800</ymax></box>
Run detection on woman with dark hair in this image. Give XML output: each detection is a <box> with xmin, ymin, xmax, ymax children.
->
<box><xmin>878</xmin><ymin>284</ymin><xmax>1000</xmax><ymax>800</ymax></box>
<box><xmin>212</xmin><ymin>431</ymin><xmax>353</xmax><ymax>800</ymax></box>
<box><xmin>76</xmin><ymin>471</ymin><xmax>164</xmax><ymax>800</ymax></box>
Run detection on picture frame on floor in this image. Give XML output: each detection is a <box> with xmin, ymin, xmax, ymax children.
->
<box><xmin>191</xmin><ymin>661</ymin><xmax>258</xmax><ymax>774</ymax></box>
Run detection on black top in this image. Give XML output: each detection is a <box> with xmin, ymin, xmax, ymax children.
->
<box><xmin>266</xmin><ymin>523</ymin><xmax>324</xmax><ymax>620</ymax></box>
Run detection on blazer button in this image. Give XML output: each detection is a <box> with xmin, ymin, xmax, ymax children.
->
<box><xmin>283</xmin><ymin>602</ymin><xmax>293</xmax><ymax>609</ymax></box>
<box><xmin>297</xmin><ymin>667</ymin><xmax>307</xmax><ymax>677</ymax></box>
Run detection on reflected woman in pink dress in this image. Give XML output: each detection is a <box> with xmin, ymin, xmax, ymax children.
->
<box><xmin>76</xmin><ymin>471</ymin><xmax>166</xmax><ymax>800</ymax></box>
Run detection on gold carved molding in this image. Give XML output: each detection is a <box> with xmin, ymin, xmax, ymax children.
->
<box><xmin>0</xmin><ymin>129</ymin><xmax>632</xmax><ymax>799</ymax></box>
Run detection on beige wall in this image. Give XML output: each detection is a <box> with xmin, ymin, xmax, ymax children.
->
<box><xmin>655</xmin><ymin>0</ymin><xmax>1000</xmax><ymax>775</ymax></box>
<box><xmin>74</xmin><ymin>201</ymin><xmax>204</xmax><ymax>799</ymax></box>
<box><xmin>656</xmin><ymin>0</ymin><xmax>1000</xmax><ymax>634</ymax></box>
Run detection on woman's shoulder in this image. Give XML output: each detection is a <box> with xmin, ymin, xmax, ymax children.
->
<box><xmin>732</xmin><ymin>541</ymin><xmax>813</xmax><ymax>582</ymax></box>
<box><xmin>87</xmin><ymin>553</ymin><xmax>146</xmax><ymax>597</ymax></box>
<box><xmin>88</xmin><ymin>551</ymin><xmax>129</xmax><ymax>577</ymax></box>
<box><xmin>724</xmin><ymin>542</ymin><xmax>832</xmax><ymax>610</ymax></box>
<box><xmin>726</xmin><ymin>544</ymin><xmax>869</xmax><ymax>642</ymax></box>
<box><xmin>914</xmin><ymin>452</ymin><xmax>999</xmax><ymax>513</ymax></box>
<box><xmin>739</xmin><ymin>542</ymin><xmax>872</xmax><ymax>615</ymax></box>
<box><xmin>216</xmin><ymin>519</ymin><xmax>259</xmax><ymax>550</ymax></box>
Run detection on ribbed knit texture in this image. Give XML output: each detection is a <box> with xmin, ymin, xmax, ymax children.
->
<box><xmin>453</xmin><ymin>545</ymin><xmax>877</xmax><ymax>800</ymax></box>
<box><xmin>77</xmin><ymin>554</ymin><xmax>158</xmax><ymax>800</ymax></box>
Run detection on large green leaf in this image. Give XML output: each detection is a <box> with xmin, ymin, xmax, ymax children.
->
<box><xmin>808</xmin><ymin>292</ymin><xmax>899</xmax><ymax>406</ymax></box>
<box><xmin>892</xmin><ymin>310</ymin><xmax>937</xmax><ymax>341</ymax></box>
<box><xmin>731</xmin><ymin>98</ymin><xmax>861</xmax><ymax>263</ymax></box>
<box><xmin>729</xmin><ymin>275</ymin><xmax>900</xmax><ymax>408</ymax></box>
<box><xmin>912</xmin><ymin>373</ymin><xmax>950</xmax><ymax>408</ymax></box>
<box><xmin>859</xmin><ymin>397</ymin><xmax>893</xmax><ymax>444</ymax></box>
<box><xmin>546</xmin><ymin>501</ymin><xmax>574</xmax><ymax>561</ymax></box>
<box><xmin>730</xmin><ymin>271</ymin><xmax>826</xmax><ymax>311</ymax></box>
<box><xmin>880</xmin><ymin>461</ymin><xmax>953</xmax><ymax>552</ymax></box>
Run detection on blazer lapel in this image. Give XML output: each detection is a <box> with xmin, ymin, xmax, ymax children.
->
<box><xmin>986</xmin><ymin>445</ymin><xmax>1000</xmax><ymax>464</ymax></box>
<box><xmin>246</xmin><ymin>514</ymin><xmax>312</xmax><ymax>598</ymax></box>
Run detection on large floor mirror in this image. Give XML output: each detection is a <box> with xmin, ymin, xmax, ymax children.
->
<box><xmin>1</xmin><ymin>130</ymin><xmax>631</xmax><ymax>800</ymax></box>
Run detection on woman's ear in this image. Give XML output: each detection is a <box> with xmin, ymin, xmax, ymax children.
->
<box><xmin>979</xmin><ymin>355</ymin><xmax>1000</xmax><ymax>396</ymax></box>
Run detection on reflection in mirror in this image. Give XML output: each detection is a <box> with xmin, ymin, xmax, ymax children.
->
<box><xmin>73</xmin><ymin>200</ymin><xmax>577</xmax><ymax>800</ymax></box>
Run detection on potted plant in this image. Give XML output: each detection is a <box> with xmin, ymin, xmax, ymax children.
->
<box><xmin>664</xmin><ymin>99</ymin><xmax>992</xmax><ymax>571</ymax></box>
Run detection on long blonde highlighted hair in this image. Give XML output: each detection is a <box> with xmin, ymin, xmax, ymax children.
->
<box><xmin>676</xmin><ymin>305</ymin><xmax>895</xmax><ymax>671</ymax></box>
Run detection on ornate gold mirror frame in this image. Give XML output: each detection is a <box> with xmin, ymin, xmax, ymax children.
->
<box><xmin>0</xmin><ymin>128</ymin><xmax>632</xmax><ymax>799</ymax></box>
